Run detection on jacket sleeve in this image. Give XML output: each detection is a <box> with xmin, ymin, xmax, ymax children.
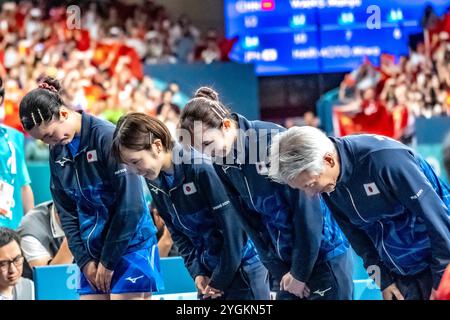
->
<box><xmin>152</xmin><ymin>198</ymin><xmax>210</xmax><ymax>280</ymax></box>
<box><xmin>50</xmin><ymin>164</ymin><xmax>92</xmax><ymax>271</ymax></box>
<box><xmin>323</xmin><ymin>196</ymin><xmax>395</xmax><ymax>290</ymax></box>
<box><xmin>195</xmin><ymin>164</ymin><xmax>245</xmax><ymax>291</ymax></box>
<box><xmin>99</xmin><ymin>133</ymin><xmax>150</xmax><ymax>270</ymax></box>
<box><xmin>214</xmin><ymin>164</ymin><xmax>289</xmax><ymax>283</ymax></box>
<box><xmin>284</xmin><ymin>189</ymin><xmax>323</xmax><ymax>282</ymax></box>
<box><xmin>374</xmin><ymin>149</ymin><xmax>450</xmax><ymax>289</ymax></box>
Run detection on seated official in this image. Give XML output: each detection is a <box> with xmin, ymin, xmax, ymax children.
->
<box><xmin>17</xmin><ymin>201</ymin><xmax>73</xmax><ymax>279</ymax></box>
<box><xmin>0</xmin><ymin>227</ymin><xmax>34</xmax><ymax>300</ymax></box>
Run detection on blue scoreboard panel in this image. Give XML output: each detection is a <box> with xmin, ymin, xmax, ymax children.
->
<box><xmin>225</xmin><ymin>0</ymin><xmax>449</xmax><ymax>75</ymax></box>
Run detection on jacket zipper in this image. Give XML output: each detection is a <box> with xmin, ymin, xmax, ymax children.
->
<box><xmin>344</xmin><ymin>187</ymin><xmax>406</xmax><ymax>275</ymax></box>
<box><xmin>243</xmin><ymin>176</ymin><xmax>258</xmax><ymax>212</ymax></box>
<box><xmin>378</xmin><ymin>221</ymin><xmax>406</xmax><ymax>275</ymax></box>
<box><xmin>276</xmin><ymin>230</ymin><xmax>282</xmax><ymax>259</ymax></box>
<box><xmin>75</xmin><ymin>167</ymin><xmax>97</xmax><ymax>259</ymax></box>
<box><xmin>244</xmin><ymin>173</ymin><xmax>283</xmax><ymax>260</ymax></box>
<box><xmin>72</xmin><ymin>148</ymin><xmax>97</xmax><ymax>259</ymax></box>
<box><xmin>169</xmin><ymin>185</ymin><xmax>196</xmax><ymax>234</ymax></box>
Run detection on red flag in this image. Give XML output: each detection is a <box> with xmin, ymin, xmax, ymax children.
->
<box><xmin>333</xmin><ymin>100</ymin><xmax>401</xmax><ymax>138</ymax></box>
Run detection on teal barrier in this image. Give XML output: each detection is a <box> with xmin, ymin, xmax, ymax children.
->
<box><xmin>145</xmin><ymin>62</ymin><xmax>260</xmax><ymax>120</ymax></box>
<box><xmin>316</xmin><ymin>87</ymin><xmax>340</xmax><ymax>135</ymax></box>
<box><xmin>33</xmin><ymin>257</ymin><xmax>197</xmax><ymax>300</ymax></box>
<box><xmin>415</xmin><ymin>117</ymin><xmax>450</xmax><ymax>184</ymax></box>
<box><xmin>416</xmin><ymin>144</ymin><xmax>448</xmax><ymax>184</ymax></box>
<box><xmin>27</xmin><ymin>161</ymin><xmax>52</xmax><ymax>204</ymax></box>
<box><xmin>351</xmin><ymin>249</ymin><xmax>382</xmax><ymax>300</ymax></box>
<box><xmin>34</xmin><ymin>264</ymin><xmax>80</xmax><ymax>300</ymax></box>
<box><xmin>154</xmin><ymin>257</ymin><xmax>196</xmax><ymax>296</ymax></box>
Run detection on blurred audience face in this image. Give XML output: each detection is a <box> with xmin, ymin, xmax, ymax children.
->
<box><xmin>363</xmin><ymin>88</ymin><xmax>376</xmax><ymax>100</ymax></box>
<box><xmin>162</xmin><ymin>90</ymin><xmax>173</xmax><ymax>104</ymax></box>
<box><xmin>0</xmin><ymin>239</ymin><xmax>24</xmax><ymax>289</ymax></box>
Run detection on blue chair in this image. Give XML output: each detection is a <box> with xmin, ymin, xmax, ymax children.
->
<box><xmin>152</xmin><ymin>256</ymin><xmax>197</xmax><ymax>300</ymax></box>
<box><xmin>34</xmin><ymin>264</ymin><xmax>80</xmax><ymax>300</ymax></box>
<box><xmin>352</xmin><ymin>249</ymin><xmax>370</xmax><ymax>280</ymax></box>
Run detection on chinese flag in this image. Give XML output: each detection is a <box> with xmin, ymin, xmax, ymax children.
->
<box><xmin>333</xmin><ymin>100</ymin><xmax>396</xmax><ymax>137</ymax></box>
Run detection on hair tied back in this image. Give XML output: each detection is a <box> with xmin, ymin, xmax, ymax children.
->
<box><xmin>38</xmin><ymin>82</ymin><xmax>58</xmax><ymax>93</ymax></box>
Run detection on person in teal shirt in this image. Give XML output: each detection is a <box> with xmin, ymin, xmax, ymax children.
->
<box><xmin>0</xmin><ymin>76</ymin><xmax>34</xmax><ymax>230</ymax></box>
<box><xmin>0</xmin><ymin>124</ymin><xmax>34</xmax><ymax>230</ymax></box>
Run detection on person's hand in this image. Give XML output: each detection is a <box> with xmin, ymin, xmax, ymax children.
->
<box><xmin>95</xmin><ymin>262</ymin><xmax>114</xmax><ymax>293</ymax></box>
<box><xmin>194</xmin><ymin>275</ymin><xmax>210</xmax><ymax>293</ymax></box>
<box><xmin>382</xmin><ymin>283</ymin><xmax>404</xmax><ymax>300</ymax></box>
<box><xmin>429</xmin><ymin>288</ymin><xmax>437</xmax><ymax>300</ymax></box>
<box><xmin>280</xmin><ymin>272</ymin><xmax>310</xmax><ymax>299</ymax></box>
<box><xmin>202</xmin><ymin>285</ymin><xmax>224</xmax><ymax>299</ymax></box>
<box><xmin>82</xmin><ymin>261</ymin><xmax>99</xmax><ymax>291</ymax></box>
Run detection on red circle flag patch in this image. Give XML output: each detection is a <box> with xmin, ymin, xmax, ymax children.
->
<box><xmin>87</xmin><ymin>150</ymin><xmax>98</xmax><ymax>163</ymax></box>
<box><xmin>183</xmin><ymin>182</ymin><xmax>197</xmax><ymax>195</ymax></box>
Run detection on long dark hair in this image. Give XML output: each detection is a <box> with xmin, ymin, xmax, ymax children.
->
<box><xmin>112</xmin><ymin>112</ymin><xmax>174</xmax><ymax>163</ymax></box>
<box><xmin>19</xmin><ymin>77</ymin><xmax>65</xmax><ymax>131</ymax></box>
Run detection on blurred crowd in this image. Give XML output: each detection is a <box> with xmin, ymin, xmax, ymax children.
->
<box><xmin>335</xmin><ymin>6</ymin><xmax>450</xmax><ymax>140</ymax></box>
<box><xmin>0</xmin><ymin>0</ymin><xmax>232</xmax><ymax>141</ymax></box>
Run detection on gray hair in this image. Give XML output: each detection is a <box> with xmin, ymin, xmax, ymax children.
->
<box><xmin>269</xmin><ymin>126</ymin><xmax>335</xmax><ymax>183</ymax></box>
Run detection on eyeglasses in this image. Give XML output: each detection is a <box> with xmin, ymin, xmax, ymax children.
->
<box><xmin>0</xmin><ymin>255</ymin><xmax>24</xmax><ymax>272</ymax></box>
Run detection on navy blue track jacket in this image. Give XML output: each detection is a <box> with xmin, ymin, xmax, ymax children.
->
<box><xmin>147</xmin><ymin>144</ymin><xmax>259</xmax><ymax>290</ymax></box>
<box><xmin>50</xmin><ymin>112</ymin><xmax>157</xmax><ymax>271</ymax></box>
<box><xmin>323</xmin><ymin>134</ymin><xmax>450</xmax><ymax>290</ymax></box>
<box><xmin>213</xmin><ymin>114</ymin><xmax>349</xmax><ymax>283</ymax></box>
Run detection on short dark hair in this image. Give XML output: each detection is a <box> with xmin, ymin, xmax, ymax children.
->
<box><xmin>112</xmin><ymin>112</ymin><xmax>174</xmax><ymax>163</ymax></box>
<box><xmin>0</xmin><ymin>227</ymin><xmax>21</xmax><ymax>249</ymax></box>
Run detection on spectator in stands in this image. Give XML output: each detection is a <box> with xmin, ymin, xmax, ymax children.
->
<box><xmin>0</xmin><ymin>227</ymin><xmax>34</xmax><ymax>300</ymax></box>
<box><xmin>0</xmin><ymin>0</ymin><xmax>225</xmax><ymax>136</ymax></box>
<box><xmin>175</xmin><ymin>29</ymin><xmax>196</xmax><ymax>63</ymax></box>
<box><xmin>335</xmin><ymin>24</ymin><xmax>450</xmax><ymax>139</ymax></box>
<box><xmin>25</xmin><ymin>139</ymin><xmax>49</xmax><ymax>161</ymax></box>
<box><xmin>303</xmin><ymin>111</ymin><xmax>320</xmax><ymax>128</ymax></box>
<box><xmin>200</xmin><ymin>29</ymin><xmax>222</xmax><ymax>64</ymax></box>
<box><xmin>421</xmin><ymin>5</ymin><xmax>440</xmax><ymax>32</ymax></box>
<box><xmin>156</xmin><ymin>90</ymin><xmax>181</xmax><ymax>139</ymax></box>
<box><xmin>17</xmin><ymin>201</ymin><xmax>73</xmax><ymax>280</ymax></box>
<box><xmin>284</xmin><ymin>113</ymin><xmax>320</xmax><ymax>129</ymax></box>
<box><xmin>410</xmin><ymin>42</ymin><xmax>428</xmax><ymax>67</ymax></box>
<box><xmin>0</xmin><ymin>77</ymin><xmax>34</xmax><ymax>230</ymax></box>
